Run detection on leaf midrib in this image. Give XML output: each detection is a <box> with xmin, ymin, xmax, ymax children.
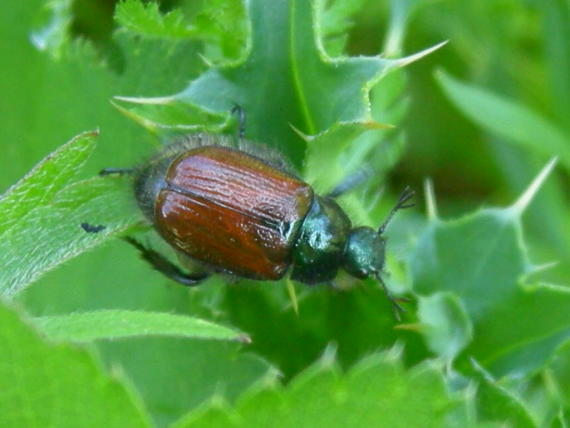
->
<box><xmin>289</xmin><ymin>0</ymin><xmax>316</xmax><ymax>135</ymax></box>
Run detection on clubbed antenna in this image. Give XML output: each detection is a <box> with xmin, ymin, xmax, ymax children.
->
<box><xmin>378</xmin><ymin>186</ymin><xmax>416</xmax><ymax>235</ymax></box>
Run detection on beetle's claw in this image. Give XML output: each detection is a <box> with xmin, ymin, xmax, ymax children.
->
<box><xmin>396</xmin><ymin>188</ymin><xmax>416</xmax><ymax>210</ymax></box>
<box><xmin>376</xmin><ymin>273</ymin><xmax>409</xmax><ymax>322</ymax></box>
<box><xmin>390</xmin><ymin>298</ymin><xmax>407</xmax><ymax>322</ymax></box>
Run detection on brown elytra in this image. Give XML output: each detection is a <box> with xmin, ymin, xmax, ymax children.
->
<box><xmin>155</xmin><ymin>146</ymin><xmax>314</xmax><ymax>280</ymax></box>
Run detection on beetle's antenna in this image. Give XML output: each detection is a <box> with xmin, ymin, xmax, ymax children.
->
<box><xmin>375</xmin><ymin>272</ymin><xmax>409</xmax><ymax>321</ymax></box>
<box><xmin>378</xmin><ymin>186</ymin><xmax>415</xmax><ymax>235</ymax></box>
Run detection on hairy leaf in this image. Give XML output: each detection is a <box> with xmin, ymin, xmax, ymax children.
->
<box><xmin>0</xmin><ymin>132</ymin><xmax>140</xmax><ymax>296</ymax></box>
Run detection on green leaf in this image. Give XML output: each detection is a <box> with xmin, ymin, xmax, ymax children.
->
<box><xmin>98</xmin><ymin>339</ymin><xmax>273</xmax><ymax>428</ymax></box>
<box><xmin>0</xmin><ymin>130</ymin><xmax>95</xmax><ymax>232</ymax></box>
<box><xmin>31</xmin><ymin>310</ymin><xmax>249</xmax><ymax>343</ymax></box>
<box><xmin>114</xmin><ymin>0</ymin><xmax>247</xmax><ymax>62</ymax></box>
<box><xmin>221</xmin><ymin>284</ymin><xmax>403</xmax><ymax>380</ymax></box>
<box><xmin>321</xmin><ymin>0</ymin><xmax>367</xmax><ymax>40</ymax></box>
<box><xmin>549</xmin><ymin>340</ymin><xmax>570</xmax><ymax>408</ymax></box>
<box><xmin>0</xmin><ymin>1</ymin><xmax>206</xmax><ymax>192</ymax></box>
<box><xmin>115</xmin><ymin>0</ymin><xmax>194</xmax><ymax>39</ymax></box>
<box><xmin>470</xmin><ymin>282</ymin><xmax>570</xmax><ymax>376</ymax></box>
<box><xmin>0</xmin><ymin>132</ymin><xmax>141</xmax><ymax>296</ymax></box>
<box><xmin>542</xmin><ymin>0</ymin><xmax>570</xmax><ymax>129</ymax></box>
<box><xmin>0</xmin><ymin>300</ymin><xmax>150</xmax><ymax>427</ymax></box>
<box><xmin>320</xmin><ymin>0</ymin><xmax>367</xmax><ymax>55</ymax></box>
<box><xmin>410</xmin><ymin>161</ymin><xmax>570</xmax><ymax>375</ymax></box>
<box><xmin>116</xmin><ymin>0</ymin><xmax>443</xmax><ymax>167</ymax></box>
<box><xmin>1</xmin><ymin>8</ymin><xmax>276</xmax><ymax>424</ymax></box>
<box><xmin>417</xmin><ymin>292</ymin><xmax>473</xmax><ymax>363</ymax></box>
<box><xmin>383</xmin><ymin>0</ymin><xmax>427</xmax><ymax>57</ymax></box>
<box><xmin>507</xmin><ymin>370</ymin><xmax>567</xmax><ymax>427</ymax></box>
<box><xmin>436</xmin><ymin>71</ymin><xmax>570</xmax><ymax>170</ymax></box>
<box><xmin>470</xmin><ymin>360</ymin><xmax>537</xmax><ymax>428</ymax></box>
<box><xmin>190</xmin><ymin>0</ymin><xmax>248</xmax><ymax>62</ymax></box>
<box><xmin>172</xmin><ymin>350</ymin><xmax>460</xmax><ymax>428</ymax></box>
<box><xmin>302</xmin><ymin>122</ymin><xmax>389</xmax><ymax>193</ymax></box>
<box><xmin>411</xmin><ymin>209</ymin><xmax>528</xmax><ymax>317</ymax></box>
<box><xmin>437</xmin><ymin>72</ymin><xmax>570</xmax><ymax>278</ymax></box>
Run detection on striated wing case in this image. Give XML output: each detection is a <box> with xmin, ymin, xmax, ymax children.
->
<box><xmin>155</xmin><ymin>146</ymin><xmax>314</xmax><ymax>280</ymax></box>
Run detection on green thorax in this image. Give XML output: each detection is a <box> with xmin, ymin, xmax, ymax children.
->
<box><xmin>290</xmin><ymin>196</ymin><xmax>351</xmax><ymax>284</ymax></box>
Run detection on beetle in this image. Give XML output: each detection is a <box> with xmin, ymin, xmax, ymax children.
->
<box><xmin>100</xmin><ymin>112</ymin><xmax>414</xmax><ymax>318</ymax></box>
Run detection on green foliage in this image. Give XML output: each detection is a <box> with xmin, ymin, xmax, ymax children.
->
<box><xmin>0</xmin><ymin>301</ymin><xmax>150</xmax><ymax>427</ymax></box>
<box><xmin>115</xmin><ymin>0</ymin><xmax>194</xmax><ymax>39</ymax></box>
<box><xmin>470</xmin><ymin>361</ymin><xmax>537</xmax><ymax>428</ymax></box>
<box><xmin>412</xmin><ymin>162</ymin><xmax>570</xmax><ymax>378</ymax></box>
<box><xmin>1</xmin><ymin>0</ymin><xmax>569</xmax><ymax>427</ymax></box>
<box><xmin>172</xmin><ymin>350</ymin><xmax>458</xmax><ymax>428</ymax></box>
<box><xmin>114</xmin><ymin>0</ymin><xmax>247</xmax><ymax>61</ymax></box>
<box><xmin>417</xmin><ymin>292</ymin><xmax>472</xmax><ymax>364</ymax></box>
<box><xmin>0</xmin><ymin>132</ymin><xmax>139</xmax><ymax>296</ymax></box>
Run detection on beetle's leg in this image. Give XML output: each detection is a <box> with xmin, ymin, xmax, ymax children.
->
<box><xmin>378</xmin><ymin>186</ymin><xmax>415</xmax><ymax>235</ymax></box>
<box><xmin>375</xmin><ymin>273</ymin><xmax>408</xmax><ymax>321</ymax></box>
<box><xmin>81</xmin><ymin>222</ymin><xmax>106</xmax><ymax>233</ymax></box>
<box><xmin>99</xmin><ymin>167</ymin><xmax>135</xmax><ymax>177</ymax></box>
<box><xmin>124</xmin><ymin>237</ymin><xmax>210</xmax><ymax>287</ymax></box>
<box><xmin>327</xmin><ymin>167</ymin><xmax>372</xmax><ymax>198</ymax></box>
<box><xmin>231</xmin><ymin>104</ymin><xmax>246</xmax><ymax>140</ymax></box>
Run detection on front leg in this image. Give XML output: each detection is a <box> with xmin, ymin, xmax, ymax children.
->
<box><xmin>326</xmin><ymin>168</ymin><xmax>372</xmax><ymax>198</ymax></box>
<box><xmin>124</xmin><ymin>237</ymin><xmax>210</xmax><ymax>287</ymax></box>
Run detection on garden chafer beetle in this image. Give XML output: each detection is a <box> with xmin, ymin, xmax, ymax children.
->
<box><xmin>99</xmin><ymin>111</ymin><xmax>414</xmax><ymax>317</ymax></box>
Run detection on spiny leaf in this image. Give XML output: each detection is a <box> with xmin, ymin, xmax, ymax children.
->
<box><xmin>115</xmin><ymin>0</ymin><xmax>444</xmax><ymax>168</ymax></box>
<box><xmin>470</xmin><ymin>360</ymin><xmax>537</xmax><ymax>428</ymax></box>
<box><xmin>114</xmin><ymin>0</ymin><xmax>247</xmax><ymax>62</ymax></box>
<box><xmin>115</xmin><ymin>0</ymin><xmax>194</xmax><ymax>39</ymax></box>
<box><xmin>411</xmin><ymin>161</ymin><xmax>570</xmax><ymax>375</ymax></box>
<box><xmin>171</xmin><ymin>350</ymin><xmax>460</xmax><ymax>428</ymax></box>
<box><xmin>97</xmin><ymin>338</ymin><xmax>274</xmax><ymax>427</ymax></box>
